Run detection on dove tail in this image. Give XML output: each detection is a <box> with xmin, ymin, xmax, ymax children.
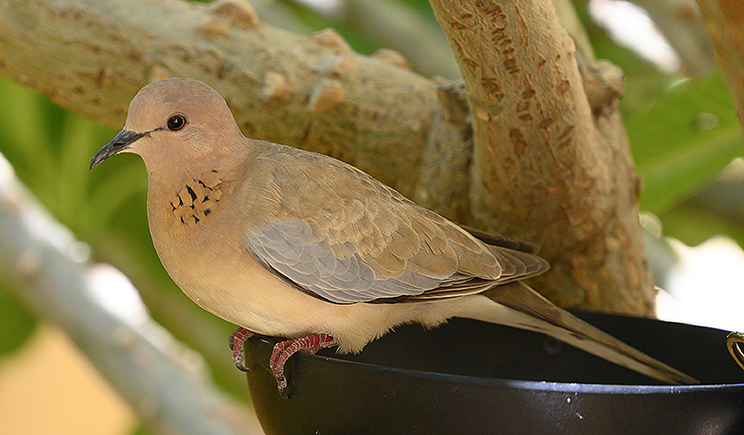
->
<box><xmin>452</xmin><ymin>281</ymin><xmax>698</xmax><ymax>385</ymax></box>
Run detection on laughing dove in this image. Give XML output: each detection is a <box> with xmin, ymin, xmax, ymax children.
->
<box><xmin>91</xmin><ymin>78</ymin><xmax>696</xmax><ymax>394</ymax></box>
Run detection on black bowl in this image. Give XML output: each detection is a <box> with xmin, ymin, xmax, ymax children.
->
<box><xmin>243</xmin><ymin>313</ymin><xmax>744</xmax><ymax>435</ymax></box>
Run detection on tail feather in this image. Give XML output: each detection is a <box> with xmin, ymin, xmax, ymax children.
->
<box><xmin>460</xmin><ymin>281</ymin><xmax>698</xmax><ymax>385</ymax></box>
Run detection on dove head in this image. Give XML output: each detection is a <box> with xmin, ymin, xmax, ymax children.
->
<box><xmin>91</xmin><ymin>78</ymin><xmax>244</xmax><ymax>172</ymax></box>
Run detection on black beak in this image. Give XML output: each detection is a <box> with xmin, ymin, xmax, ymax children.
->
<box><xmin>90</xmin><ymin>129</ymin><xmax>149</xmax><ymax>169</ymax></box>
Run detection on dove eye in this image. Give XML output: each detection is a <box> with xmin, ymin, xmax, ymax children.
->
<box><xmin>167</xmin><ymin>114</ymin><xmax>187</xmax><ymax>131</ymax></box>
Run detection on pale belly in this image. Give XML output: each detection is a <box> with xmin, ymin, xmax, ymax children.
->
<box><xmin>147</xmin><ymin>185</ymin><xmax>455</xmax><ymax>353</ymax></box>
<box><xmin>155</xmin><ymin>231</ymin><xmax>452</xmax><ymax>352</ymax></box>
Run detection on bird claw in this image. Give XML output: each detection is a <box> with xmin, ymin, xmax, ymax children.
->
<box><xmin>228</xmin><ymin>328</ymin><xmax>337</xmax><ymax>397</ymax></box>
<box><xmin>229</xmin><ymin>327</ymin><xmax>254</xmax><ymax>372</ymax></box>
<box><xmin>269</xmin><ymin>333</ymin><xmax>338</xmax><ymax>398</ymax></box>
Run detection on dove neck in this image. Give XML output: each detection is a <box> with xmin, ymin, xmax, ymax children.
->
<box><xmin>142</xmin><ymin>137</ymin><xmax>250</xmax><ymax>190</ymax></box>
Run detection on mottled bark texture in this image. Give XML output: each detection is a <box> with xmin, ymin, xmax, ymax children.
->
<box><xmin>0</xmin><ymin>0</ymin><xmax>653</xmax><ymax>313</ymax></box>
<box><xmin>428</xmin><ymin>0</ymin><xmax>653</xmax><ymax>314</ymax></box>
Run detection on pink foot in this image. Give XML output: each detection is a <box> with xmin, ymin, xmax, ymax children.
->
<box><xmin>228</xmin><ymin>327</ymin><xmax>255</xmax><ymax>371</ymax></box>
<box><xmin>270</xmin><ymin>333</ymin><xmax>338</xmax><ymax>397</ymax></box>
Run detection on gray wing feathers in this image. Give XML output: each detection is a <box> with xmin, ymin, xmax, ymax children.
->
<box><xmin>241</xmin><ymin>147</ymin><xmax>548</xmax><ymax>304</ymax></box>
<box><xmin>245</xmin><ymin>220</ymin><xmax>374</xmax><ymax>303</ymax></box>
<box><xmin>244</xmin><ymin>214</ymin><xmax>548</xmax><ymax>304</ymax></box>
<box><xmin>407</xmin><ymin>245</ymin><xmax>549</xmax><ymax>301</ymax></box>
<box><xmin>245</xmin><ymin>219</ymin><xmax>447</xmax><ymax>303</ymax></box>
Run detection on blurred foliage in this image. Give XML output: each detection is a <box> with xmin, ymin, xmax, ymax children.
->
<box><xmin>129</xmin><ymin>425</ymin><xmax>154</xmax><ymax>435</ymax></box>
<box><xmin>278</xmin><ymin>0</ymin><xmax>382</xmax><ymax>55</ymax></box>
<box><xmin>0</xmin><ymin>282</ymin><xmax>36</xmax><ymax>355</ymax></box>
<box><xmin>661</xmin><ymin>199</ymin><xmax>744</xmax><ymax>247</ymax></box>
<box><xmin>575</xmin><ymin>0</ymin><xmax>678</xmax><ymax>117</ymax></box>
<box><xmin>628</xmin><ymin>74</ymin><xmax>742</xmax><ymax>215</ymax></box>
<box><xmin>0</xmin><ymin>0</ymin><xmax>743</xmax><ymax>431</ymax></box>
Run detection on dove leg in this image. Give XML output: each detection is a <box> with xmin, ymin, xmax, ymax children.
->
<box><xmin>229</xmin><ymin>327</ymin><xmax>255</xmax><ymax>371</ymax></box>
<box><xmin>270</xmin><ymin>334</ymin><xmax>338</xmax><ymax>396</ymax></box>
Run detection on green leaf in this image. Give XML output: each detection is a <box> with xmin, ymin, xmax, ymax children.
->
<box><xmin>628</xmin><ymin>74</ymin><xmax>744</xmax><ymax>215</ymax></box>
<box><xmin>0</xmin><ymin>78</ymin><xmax>57</xmax><ymax>193</ymax></box>
<box><xmin>659</xmin><ymin>201</ymin><xmax>744</xmax><ymax>249</ymax></box>
<box><xmin>0</xmin><ymin>284</ymin><xmax>37</xmax><ymax>356</ymax></box>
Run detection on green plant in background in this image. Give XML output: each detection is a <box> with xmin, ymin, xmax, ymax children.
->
<box><xmin>0</xmin><ymin>0</ymin><xmax>742</xmax><ymax>432</ymax></box>
<box><xmin>629</xmin><ymin>74</ymin><xmax>742</xmax><ymax>216</ymax></box>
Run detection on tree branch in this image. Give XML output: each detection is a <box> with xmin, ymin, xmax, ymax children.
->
<box><xmin>0</xmin><ymin>153</ymin><xmax>262</xmax><ymax>435</ymax></box>
<box><xmin>428</xmin><ymin>0</ymin><xmax>654</xmax><ymax>314</ymax></box>
<box><xmin>0</xmin><ymin>0</ymin><xmax>449</xmax><ymax>196</ymax></box>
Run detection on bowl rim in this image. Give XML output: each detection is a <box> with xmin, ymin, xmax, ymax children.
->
<box><xmin>251</xmin><ymin>336</ymin><xmax>744</xmax><ymax>394</ymax></box>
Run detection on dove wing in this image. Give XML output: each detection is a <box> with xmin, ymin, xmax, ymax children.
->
<box><xmin>241</xmin><ymin>144</ymin><xmax>548</xmax><ymax>304</ymax></box>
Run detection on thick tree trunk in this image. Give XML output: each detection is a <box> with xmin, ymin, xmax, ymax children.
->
<box><xmin>428</xmin><ymin>0</ymin><xmax>654</xmax><ymax>314</ymax></box>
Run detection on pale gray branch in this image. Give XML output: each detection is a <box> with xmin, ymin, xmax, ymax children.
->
<box><xmin>0</xmin><ymin>153</ymin><xmax>263</xmax><ymax>435</ymax></box>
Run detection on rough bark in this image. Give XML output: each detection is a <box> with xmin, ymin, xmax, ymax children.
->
<box><xmin>0</xmin><ymin>0</ymin><xmax>654</xmax><ymax>313</ymax></box>
<box><xmin>696</xmin><ymin>0</ymin><xmax>744</xmax><ymax>130</ymax></box>
<box><xmin>0</xmin><ymin>0</ymin><xmax>447</xmax><ymax>196</ymax></box>
<box><xmin>428</xmin><ymin>0</ymin><xmax>654</xmax><ymax>314</ymax></box>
